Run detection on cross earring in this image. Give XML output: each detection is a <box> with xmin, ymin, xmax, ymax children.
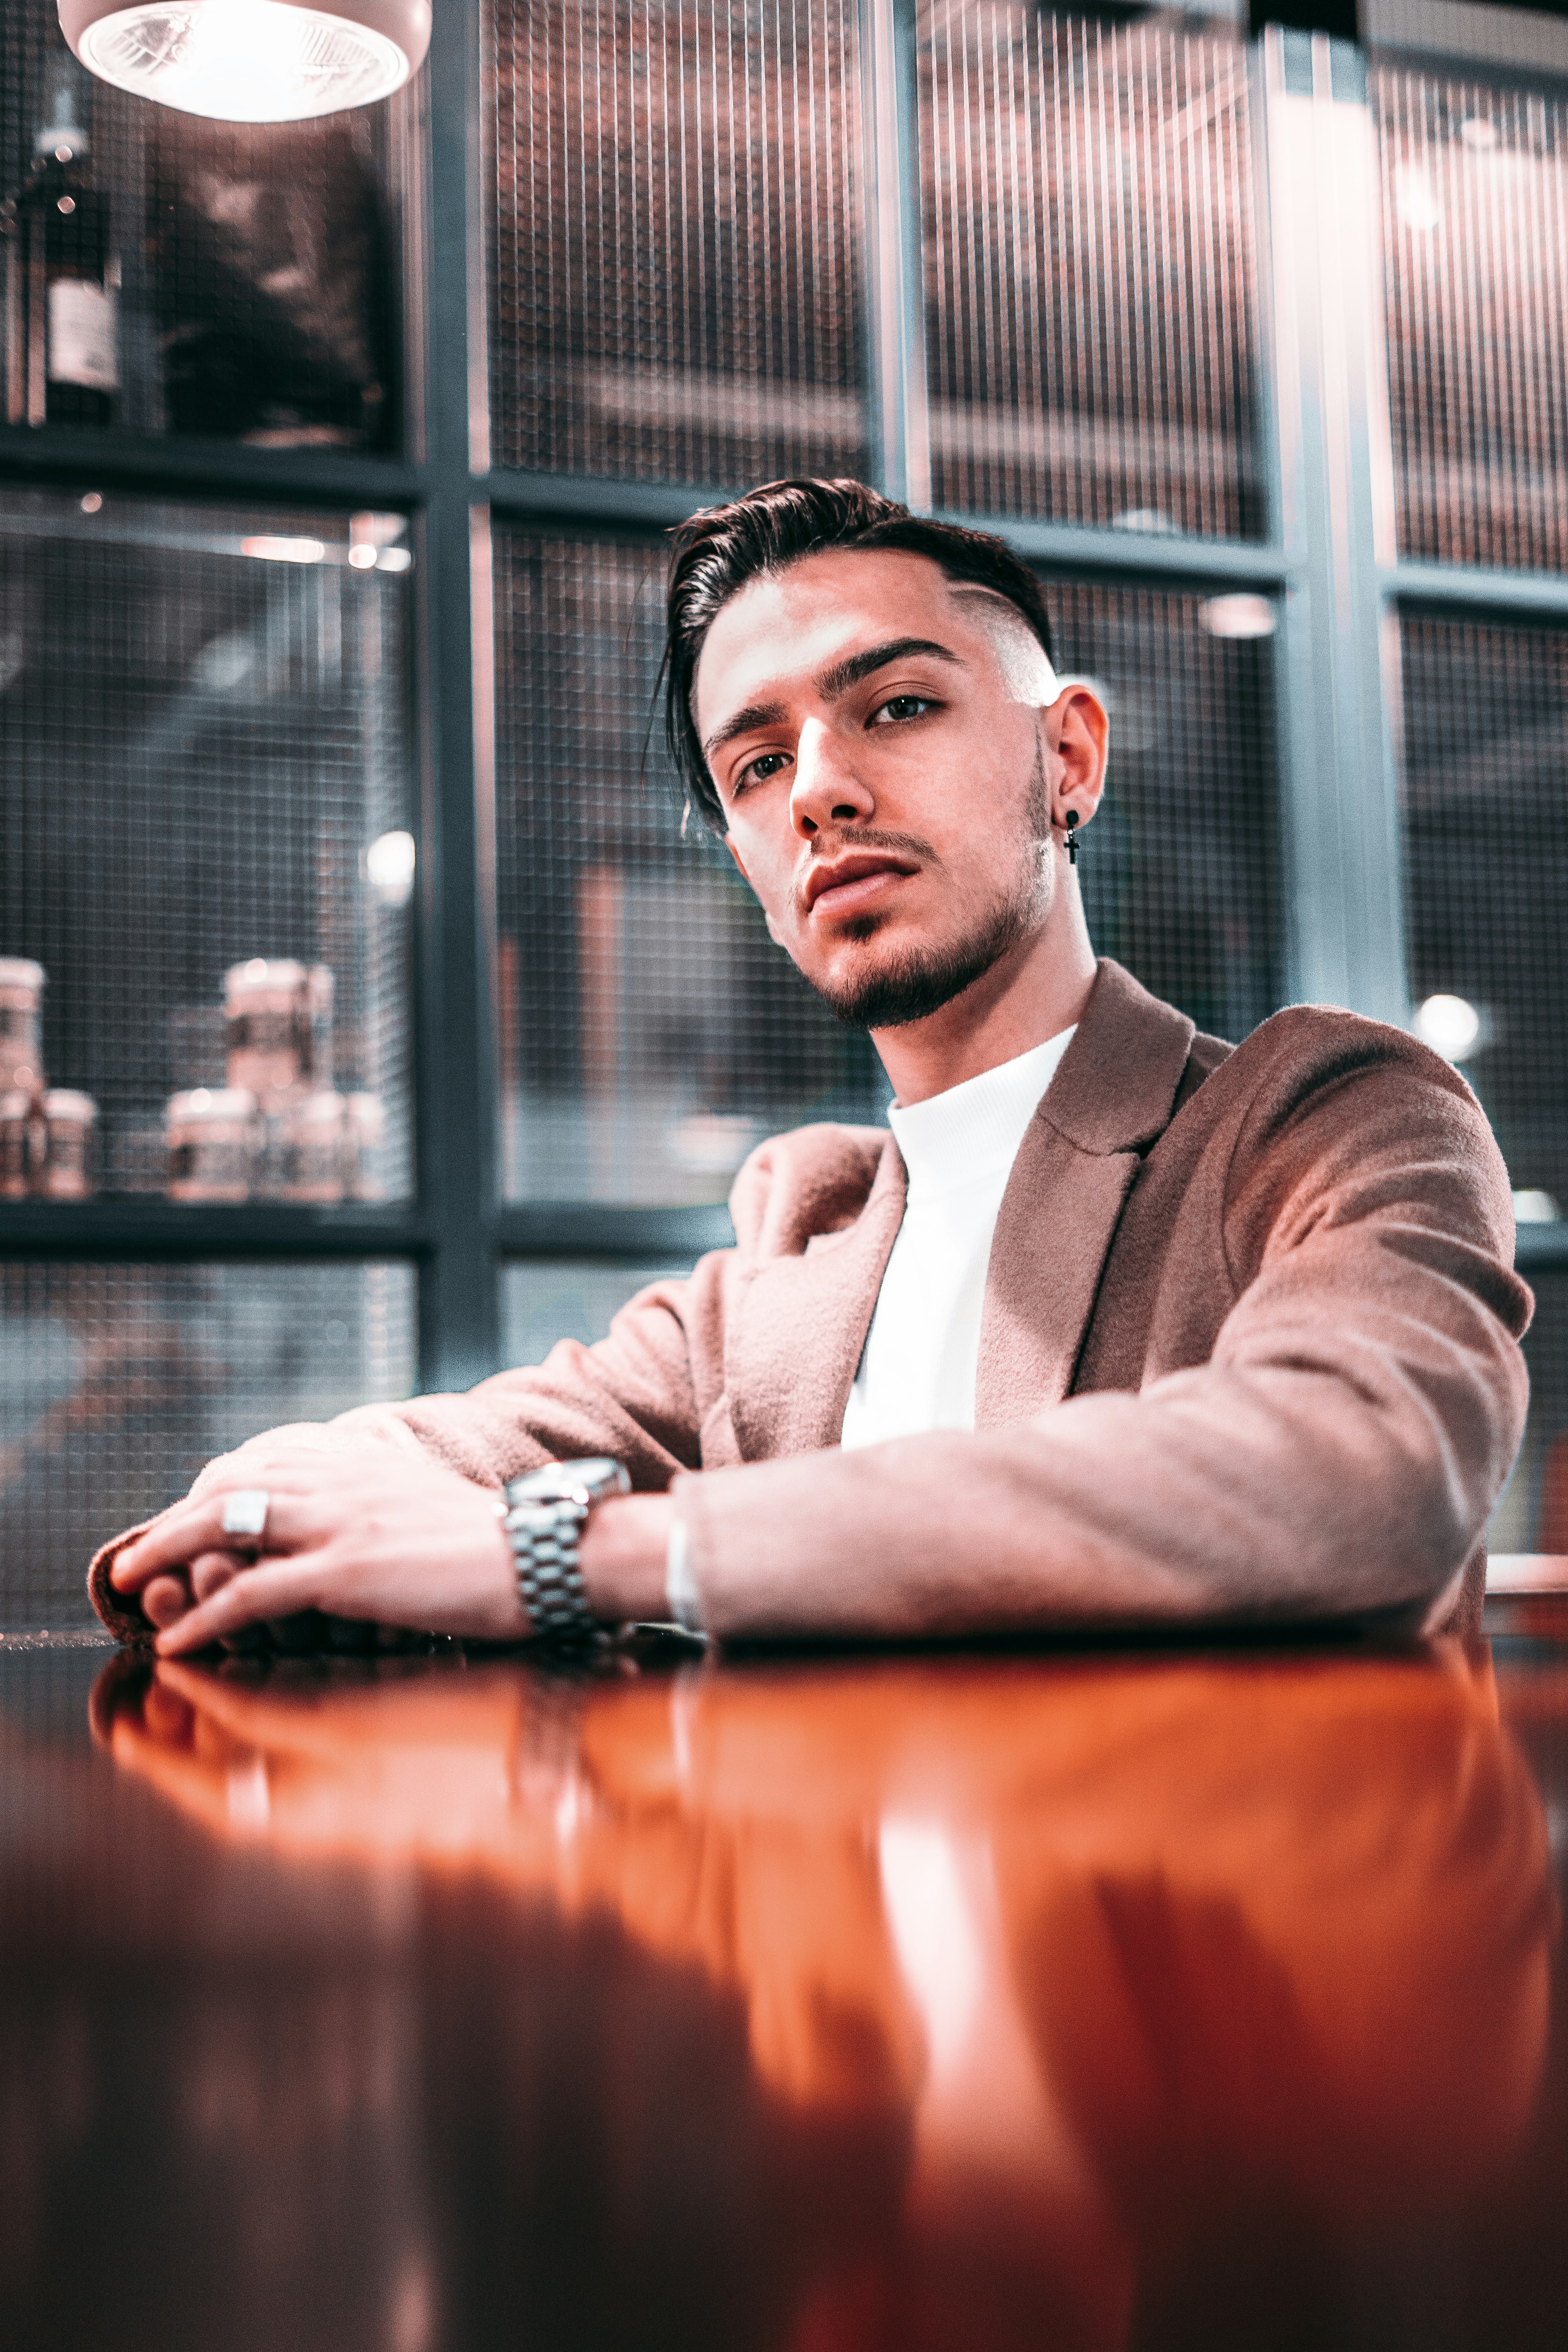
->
<box><xmin>1064</xmin><ymin>809</ymin><xmax>1080</xmax><ymax>865</ymax></box>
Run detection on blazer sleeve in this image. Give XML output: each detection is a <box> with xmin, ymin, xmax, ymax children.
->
<box><xmin>85</xmin><ymin>1258</ymin><xmax>728</xmax><ymax>1639</ymax></box>
<box><xmin>673</xmin><ymin>1041</ymin><xmax>1533</xmax><ymax>1638</ymax></box>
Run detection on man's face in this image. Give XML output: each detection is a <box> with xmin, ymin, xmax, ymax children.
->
<box><xmin>693</xmin><ymin>548</ymin><xmax>1106</xmax><ymax>1027</ymax></box>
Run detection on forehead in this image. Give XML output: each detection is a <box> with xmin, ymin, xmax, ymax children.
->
<box><xmin>692</xmin><ymin>547</ymin><xmax>996</xmax><ymax>724</ymax></box>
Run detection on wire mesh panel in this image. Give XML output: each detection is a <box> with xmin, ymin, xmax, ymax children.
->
<box><xmin>492</xmin><ymin>528</ymin><xmax>889</xmax><ymax>1205</ymax></box>
<box><xmin>0</xmin><ymin>488</ymin><xmax>415</xmax><ymax>1200</ymax></box>
<box><xmin>0</xmin><ymin>1</ymin><xmax>414</xmax><ymax>445</ymax></box>
<box><xmin>1374</xmin><ymin>62</ymin><xmax>1568</xmax><ymax>570</ymax></box>
<box><xmin>0</xmin><ymin>1259</ymin><xmax>416</xmax><ymax>1630</ymax></box>
<box><xmin>481</xmin><ymin>0</ymin><xmax>868</xmax><ymax>484</ymax></box>
<box><xmin>1051</xmin><ymin>578</ymin><xmax>1281</xmax><ymax>1040</ymax></box>
<box><xmin>921</xmin><ymin>6</ymin><xmax>1263</xmax><ymax>536</ymax></box>
<box><xmin>502</xmin><ymin>1258</ymin><xmax>693</xmax><ymax>1367</ymax></box>
<box><xmin>1398</xmin><ymin>613</ymin><xmax>1568</xmax><ymax>1206</ymax></box>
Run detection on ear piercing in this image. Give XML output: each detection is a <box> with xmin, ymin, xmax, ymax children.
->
<box><xmin>1064</xmin><ymin>809</ymin><xmax>1080</xmax><ymax>865</ymax></box>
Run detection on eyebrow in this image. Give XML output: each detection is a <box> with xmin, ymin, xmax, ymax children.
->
<box><xmin>701</xmin><ymin>637</ymin><xmax>965</xmax><ymax>766</ymax></box>
<box><xmin>814</xmin><ymin>636</ymin><xmax>965</xmax><ymax>702</ymax></box>
<box><xmin>702</xmin><ymin>698</ymin><xmax>788</xmax><ymax>764</ymax></box>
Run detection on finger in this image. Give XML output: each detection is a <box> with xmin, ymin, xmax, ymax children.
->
<box><xmin>142</xmin><ymin>1573</ymin><xmax>194</xmax><ymax>1630</ymax></box>
<box><xmin>156</xmin><ymin>1555</ymin><xmax>328</xmax><ymax>1659</ymax></box>
<box><xmin>191</xmin><ymin>1550</ymin><xmax>245</xmax><ymax>1604</ymax></box>
<box><xmin>115</xmin><ymin>1492</ymin><xmax>306</xmax><ymax>1590</ymax></box>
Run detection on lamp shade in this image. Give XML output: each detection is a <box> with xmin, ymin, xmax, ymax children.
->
<box><xmin>58</xmin><ymin>0</ymin><xmax>432</xmax><ymax>123</ymax></box>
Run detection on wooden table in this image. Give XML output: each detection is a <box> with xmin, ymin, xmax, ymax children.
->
<box><xmin>3</xmin><ymin>1603</ymin><xmax>1565</xmax><ymax>2350</ymax></box>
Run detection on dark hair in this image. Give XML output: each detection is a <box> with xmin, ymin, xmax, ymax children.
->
<box><xmin>662</xmin><ymin>478</ymin><xmax>1055</xmax><ymax>835</ymax></box>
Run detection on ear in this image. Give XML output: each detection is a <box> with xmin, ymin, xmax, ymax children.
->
<box><xmin>1045</xmin><ymin>684</ymin><xmax>1109</xmax><ymax>828</ymax></box>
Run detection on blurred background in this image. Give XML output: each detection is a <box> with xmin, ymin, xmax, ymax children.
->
<box><xmin>1</xmin><ymin>0</ymin><xmax>1565</xmax><ymax>1622</ymax></box>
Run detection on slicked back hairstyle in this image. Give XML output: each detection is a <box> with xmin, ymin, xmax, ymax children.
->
<box><xmin>663</xmin><ymin>477</ymin><xmax>1056</xmax><ymax>835</ymax></box>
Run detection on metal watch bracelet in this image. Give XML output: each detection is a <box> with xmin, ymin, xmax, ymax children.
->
<box><xmin>501</xmin><ymin>1458</ymin><xmax>630</xmax><ymax>1642</ymax></box>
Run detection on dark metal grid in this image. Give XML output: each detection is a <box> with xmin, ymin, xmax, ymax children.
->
<box><xmin>1398</xmin><ymin>611</ymin><xmax>1568</xmax><ymax>1208</ymax></box>
<box><xmin>501</xmin><ymin>1256</ymin><xmax>694</xmax><ymax>1365</ymax></box>
<box><xmin>920</xmin><ymin>5</ymin><xmax>1263</xmax><ymax>537</ymax></box>
<box><xmin>1491</xmin><ymin>1270</ymin><xmax>1568</xmax><ymax>1555</ymax></box>
<box><xmin>490</xmin><ymin>526</ymin><xmax>889</xmax><ymax>1206</ymax></box>
<box><xmin>0</xmin><ymin>1258</ymin><xmax>416</xmax><ymax>1629</ymax></box>
<box><xmin>480</xmin><ymin>0</ymin><xmax>869</xmax><ymax>483</ymax></box>
<box><xmin>0</xmin><ymin>483</ymin><xmax>416</xmax><ymax>1201</ymax></box>
<box><xmin>1048</xmin><ymin>575</ymin><xmax>1281</xmax><ymax>1041</ymax></box>
<box><xmin>1374</xmin><ymin>61</ymin><xmax>1568</xmax><ymax>571</ymax></box>
<box><xmin>0</xmin><ymin>0</ymin><xmax>414</xmax><ymax>448</ymax></box>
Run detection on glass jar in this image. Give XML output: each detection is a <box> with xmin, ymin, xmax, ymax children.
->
<box><xmin>40</xmin><ymin>1089</ymin><xmax>95</xmax><ymax>1197</ymax></box>
<box><xmin>223</xmin><ymin>959</ymin><xmax>310</xmax><ymax>1102</ymax></box>
<box><xmin>345</xmin><ymin>1091</ymin><xmax>385</xmax><ymax>1200</ymax></box>
<box><xmin>0</xmin><ymin>1087</ymin><xmax>43</xmax><ymax>1198</ymax></box>
<box><xmin>306</xmin><ymin>964</ymin><xmax>335</xmax><ymax>1091</ymax></box>
<box><xmin>278</xmin><ymin>1089</ymin><xmax>346</xmax><ymax>1203</ymax></box>
<box><xmin>0</xmin><ymin>957</ymin><xmax>44</xmax><ymax>1094</ymax></box>
<box><xmin>166</xmin><ymin>1087</ymin><xmax>257</xmax><ymax>1202</ymax></box>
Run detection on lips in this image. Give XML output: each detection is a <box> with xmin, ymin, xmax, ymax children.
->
<box><xmin>803</xmin><ymin>853</ymin><xmax>919</xmax><ymax>918</ymax></box>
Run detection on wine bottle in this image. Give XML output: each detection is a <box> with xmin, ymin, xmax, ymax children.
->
<box><xmin>1</xmin><ymin>62</ymin><xmax>119</xmax><ymax>429</ymax></box>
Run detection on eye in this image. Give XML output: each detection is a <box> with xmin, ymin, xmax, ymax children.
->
<box><xmin>870</xmin><ymin>694</ymin><xmax>936</xmax><ymax>726</ymax></box>
<box><xmin>735</xmin><ymin>749</ymin><xmax>791</xmax><ymax>793</ymax></box>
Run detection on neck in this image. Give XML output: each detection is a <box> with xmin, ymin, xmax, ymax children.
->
<box><xmin>871</xmin><ymin>875</ymin><xmax>1097</xmax><ymax>1108</ymax></box>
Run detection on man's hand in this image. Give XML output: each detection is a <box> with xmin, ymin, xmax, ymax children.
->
<box><xmin>112</xmin><ymin>1448</ymin><xmax>525</xmax><ymax>1655</ymax></box>
<box><xmin>109</xmin><ymin>1446</ymin><xmax>676</xmax><ymax>1655</ymax></box>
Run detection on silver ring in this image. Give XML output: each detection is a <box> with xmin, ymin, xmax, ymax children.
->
<box><xmin>220</xmin><ymin>1489</ymin><xmax>270</xmax><ymax>1543</ymax></box>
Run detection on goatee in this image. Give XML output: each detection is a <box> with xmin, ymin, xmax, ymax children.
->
<box><xmin>811</xmin><ymin>877</ymin><xmax>1042</xmax><ymax>1031</ymax></box>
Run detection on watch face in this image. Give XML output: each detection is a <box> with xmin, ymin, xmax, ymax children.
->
<box><xmin>509</xmin><ymin>1456</ymin><xmax>630</xmax><ymax>1506</ymax></box>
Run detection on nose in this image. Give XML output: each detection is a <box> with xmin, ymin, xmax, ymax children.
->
<box><xmin>789</xmin><ymin>717</ymin><xmax>875</xmax><ymax>840</ymax></box>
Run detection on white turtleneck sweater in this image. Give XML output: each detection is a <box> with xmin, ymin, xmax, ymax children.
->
<box><xmin>839</xmin><ymin>1027</ymin><xmax>1076</xmax><ymax>1451</ymax></box>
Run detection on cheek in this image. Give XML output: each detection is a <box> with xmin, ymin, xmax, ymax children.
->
<box><xmin>728</xmin><ymin>817</ymin><xmax>795</xmax><ymax>923</ymax></box>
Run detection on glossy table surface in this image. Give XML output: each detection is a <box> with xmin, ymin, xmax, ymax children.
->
<box><xmin>3</xmin><ymin>1603</ymin><xmax>1566</xmax><ymax>2352</ymax></box>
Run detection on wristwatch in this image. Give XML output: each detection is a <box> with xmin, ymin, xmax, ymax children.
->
<box><xmin>501</xmin><ymin>1457</ymin><xmax>631</xmax><ymax>1642</ymax></box>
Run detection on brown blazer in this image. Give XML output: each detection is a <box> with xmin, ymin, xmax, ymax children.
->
<box><xmin>89</xmin><ymin>960</ymin><xmax>1531</xmax><ymax>1645</ymax></box>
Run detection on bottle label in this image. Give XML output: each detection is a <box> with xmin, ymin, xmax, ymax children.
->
<box><xmin>48</xmin><ymin>279</ymin><xmax>118</xmax><ymax>393</ymax></box>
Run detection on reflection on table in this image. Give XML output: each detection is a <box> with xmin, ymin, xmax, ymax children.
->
<box><xmin>21</xmin><ymin>1635</ymin><xmax>1544</xmax><ymax>2352</ymax></box>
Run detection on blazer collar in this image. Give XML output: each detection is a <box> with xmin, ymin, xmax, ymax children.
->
<box><xmin>975</xmin><ymin>960</ymin><xmax>1196</xmax><ymax>1422</ymax></box>
<box><xmin>728</xmin><ymin>961</ymin><xmax>1197</xmax><ymax>1457</ymax></box>
<box><xmin>727</xmin><ymin>1134</ymin><xmax>907</xmax><ymax>1461</ymax></box>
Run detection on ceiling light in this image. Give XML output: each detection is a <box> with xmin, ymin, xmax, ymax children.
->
<box><xmin>240</xmin><ymin>534</ymin><xmax>325</xmax><ymax>563</ymax></box>
<box><xmin>1200</xmin><ymin>593</ymin><xmax>1276</xmax><ymax>641</ymax></box>
<box><xmin>59</xmin><ymin>0</ymin><xmax>431</xmax><ymax>125</ymax></box>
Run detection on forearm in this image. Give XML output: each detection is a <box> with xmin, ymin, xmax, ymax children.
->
<box><xmin>674</xmin><ymin>1350</ymin><xmax>1522</xmax><ymax>1642</ymax></box>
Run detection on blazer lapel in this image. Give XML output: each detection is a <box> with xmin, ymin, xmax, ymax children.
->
<box><xmin>728</xmin><ymin>1136</ymin><xmax>907</xmax><ymax>1460</ymax></box>
<box><xmin>975</xmin><ymin>961</ymin><xmax>1197</xmax><ymax>1425</ymax></box>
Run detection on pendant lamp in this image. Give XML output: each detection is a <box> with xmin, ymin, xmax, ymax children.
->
<box><xmin>58</xmin><ymin>0</ymin><xmax>431</xmax><ymax>123</ymax></box>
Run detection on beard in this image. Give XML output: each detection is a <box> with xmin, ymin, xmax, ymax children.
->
<box><xmin>811</xmin><ymin>889</ymin><xmax>1039</xmax><ymax>1029</ymax></box>
<box><xmin>807</xmin><ymin>750</ymin><xmax>1052</xmax><ymax>1031</ymax></box>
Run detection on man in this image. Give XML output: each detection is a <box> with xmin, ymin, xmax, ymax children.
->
<box><xmin>96</xmin><ymin>479</ymin><xmax>1530</xmax><ymax>1655</ymax></box>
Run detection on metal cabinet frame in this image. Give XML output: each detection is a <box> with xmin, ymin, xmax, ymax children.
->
<box><xmin>0</xmin><ymin>3</ymin><xmax>1562</xmax><ymax>1403</ymax></box>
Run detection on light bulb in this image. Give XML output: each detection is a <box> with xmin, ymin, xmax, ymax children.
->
<box><xmin>1414</xmin><ymin>993</ymin><xmax>1482</xmax><ymax>1061</ymax></box>
<box><xmin>59</xmin><ymin>0</ymin><xmax>431</xmax><ymax>125</ymax></box>
<box><xmin>365</xmin><ymin>829</ymin><xmax>416</xmax><ymax>907</ymax></box>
